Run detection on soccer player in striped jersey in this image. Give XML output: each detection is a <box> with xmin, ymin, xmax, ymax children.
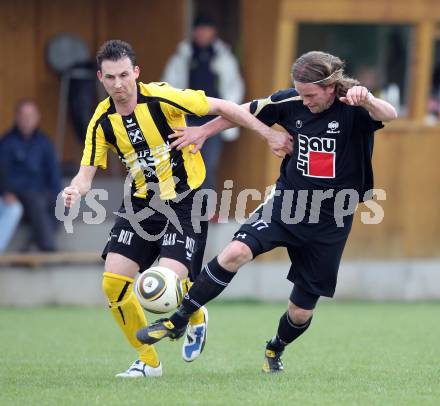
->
<box><xmin>62</xmin><ymin>40</ymin><xmax>292</xmax><ymax>378</ymax></box>
<box><xmin>136</xmin><ymin>51</ymin><xmax>398</xmax><ymax>373</ymax></box>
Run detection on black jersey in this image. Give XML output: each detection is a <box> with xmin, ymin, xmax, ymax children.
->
<box><xmin>250</xmin><ymin>88</ymin><xmax>384</xmax><ymax>218</ymax></box>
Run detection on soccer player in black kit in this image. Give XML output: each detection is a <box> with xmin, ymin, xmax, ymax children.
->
<box><xmin>137</xmin><ymin>51</ymin><xmax>398</xmax><ymax>372</ymax></box>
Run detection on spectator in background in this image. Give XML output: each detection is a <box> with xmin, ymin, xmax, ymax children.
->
<box><xmin>162</xmin><ymin>15</ymin><xmax>245</xmax><ymax>197</ymax></box>
<box><xmin>0</xmin><ymin>190</ymin><xmax>23</xmax><ymax>253</ymax></box>
<box><xmin>0</xmin><ymin>100</ymin><xmax>62</xmax><ymax>251</ymax></box>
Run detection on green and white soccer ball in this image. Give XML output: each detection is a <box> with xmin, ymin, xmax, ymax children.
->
<box><xmin>134</xmin><ymin>266</ymin><xmax>184</xmax><ymax>314</ymax></box>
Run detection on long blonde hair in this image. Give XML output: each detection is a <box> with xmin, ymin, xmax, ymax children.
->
<box><xmin>291</xmin><ymin>51</ymin><xmax>359</xmax><ymax>98</ymax></box>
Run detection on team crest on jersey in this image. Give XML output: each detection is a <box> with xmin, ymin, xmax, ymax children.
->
<box><xmin>297</xmin><ymin>134</ymin><xmax>336</xmax><ymax>178</ymax></box>
<box><xmin>295</xmin><ymin>120</ymin><xmax>303</xmax><ymax>129</ymax></box>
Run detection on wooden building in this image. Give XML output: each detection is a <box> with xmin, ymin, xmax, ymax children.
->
<box><xmin>1</xmin><ymin>0</ymin><xmax>439</xmax><ymax>258</ymax></box>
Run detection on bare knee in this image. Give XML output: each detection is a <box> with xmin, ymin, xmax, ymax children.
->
<box><xmin>288</xmin><ymin>301</ymin><xmax>313</xmax><ymax>325</ymax></box>
<box><xmin>158</xmin><ymin>257</ymin><xmax>188</xmax><ymax>280</ymax></box>
<box><xmin>217</xmin><ymin>241</ymin><xmax>253</xmax><ymax>271</ymax></box>
<box><xmin>104</xmin><ymin>253</ymin><xmax>139</xmax><ymax>278</ymax></box>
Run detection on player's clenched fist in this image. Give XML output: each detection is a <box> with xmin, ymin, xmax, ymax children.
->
<box><xmin>339</xmin><ymin>85</ymin><xmax>372</xmax><ymax>107</ymax></box>
<box><xmin>62</xmin><ymin>186</ymin><xmax>80</xmax><ymax>208</ymax></box>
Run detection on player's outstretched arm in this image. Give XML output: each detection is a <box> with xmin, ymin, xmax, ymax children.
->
<box><xmin>339</xmin><ymin>85</ymin><xmax>398</xmax><ymax>122</ymax></box>
<box><xmin>169</xmin><ymin>102</ymin><xmax>252</xmax><ymax>153</ymax></box>
<box><xmin>170</xmin><ymin>99</ymin><xmax>293</xmax><ymax>157</ymax></box>
<box><xmin>62</xmin><ymin>165</ymin><xmax>97</xmax><ymax>208</ymax></box>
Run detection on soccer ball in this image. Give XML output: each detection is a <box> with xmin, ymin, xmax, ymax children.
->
<box><xmin>134</xmin><ymin>266</ymin><xmax>184</xmax><ymax>314</ymax></box>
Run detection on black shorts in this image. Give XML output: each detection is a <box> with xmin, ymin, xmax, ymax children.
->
<box><xmin>232</xmin><ymin>191</ymin><xmax>353</xmax><ymax>298</ymax></box>
<box><xmin>102</xmin><ymin>190</ymin><xmax>208</xmax><ymax>281</ymax></box>
<box><xmin>289</xmin><ymin>284</ymin><xmax>320</xmax><ymax>310</ymax></box>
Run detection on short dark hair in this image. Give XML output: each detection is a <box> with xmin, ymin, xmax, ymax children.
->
<box><xmin>193</xmin><ymin>15</ymin><xmax>216</xmax><ymax>28</ymax></box>
<box><xmin>96</xmin><ymin>40</ymin><xmax>136</xmax><ymax>70</ymax></box>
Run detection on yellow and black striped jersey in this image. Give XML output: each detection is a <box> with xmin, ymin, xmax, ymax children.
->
<box><xmin>81</xmin><ymin>82</ymin><xmax>209</xmax><ymax>199</ymax></box>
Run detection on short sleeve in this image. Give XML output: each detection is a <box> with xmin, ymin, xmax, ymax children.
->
<box><xmin>80</xmin><ymin>108</ymin><xmax>109</xmax><ymax>169</ymax></box>
<box><xmin>249</xmin><ymin>88</ymin><xmax>299</xmax><ymax>127</ymax></box>
<box><xmin>354</xmin><ymin>106</ymin><xmax>384</xmax><ymax>134</ymax></box>
<box><xmin>148</xmin><ymin>82</ymin><xmax>210</xmax><ymax>118</ymax></box>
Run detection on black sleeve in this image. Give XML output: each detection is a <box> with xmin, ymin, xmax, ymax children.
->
<box><xmin>354</xmin><ymin>106</ymin><xmax>384</xmax><ymax>134</ymax></box>
<box><xmin>249</xmin><ymin>88</ymin><xmax>298</xmax><ymax>127</ymax></box>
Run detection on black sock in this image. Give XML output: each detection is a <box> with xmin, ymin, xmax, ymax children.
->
<box><xmin>170</xmin><ymin>256</ymin><xmax>236</xmax><ymax>328</ymax></box>
<box><xmin>266</xmin><ymin>312</ymin><xmax>313</xmax><ymax>351</ymax></box>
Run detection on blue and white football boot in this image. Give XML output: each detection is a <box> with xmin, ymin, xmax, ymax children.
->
<box><xmin>182</xmin><ymin>306</ymin><xmax>208</xmax><ymax>362</ymax></box>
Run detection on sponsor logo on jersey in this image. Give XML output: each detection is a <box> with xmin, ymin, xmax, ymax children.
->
<box><xmin>326</xmin><ymin>121</ymin><xmax>340</xmax><ymax>134</ymax></box>
<box><xmin>297</xmin><ymin>134</ymin><xmax>336</xmax><ymax>178</ymax></box>
<box><xmin>123</xmin><ymin>115</ymin><xmax>144</xmax><ymax>143</ymax></box>
<box><xmin>125</xmin><ymin>118</ymin><xmax>137</xmax><ymax>128</ymax></box>
<box><xmin>121</xmin><ymin>142</ymin><xmax>175</xmax><ymax>178</ymax></box>
<box><xmin>128</xmin><ymin>128</ymin><xmax>144</xmax><ymax>144</ymax></box>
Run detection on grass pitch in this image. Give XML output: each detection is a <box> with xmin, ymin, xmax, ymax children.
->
<box><xmin>0</xmin><ymin>301</ymin><xmax>439</xmax><ymax>405</ymax></box>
